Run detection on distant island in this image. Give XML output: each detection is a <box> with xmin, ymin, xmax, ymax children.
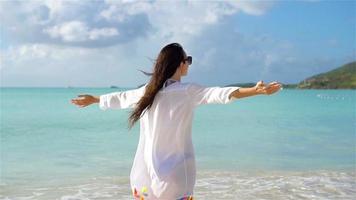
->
<box><xmin>226</xmin><ymin>61</ymin><xmax>356</xmax><ymax>89</ymax></box>
<box><xmin>297</xmin><ymin>61</ymin><xmax>355</xmax><ymax>89</ymax></box>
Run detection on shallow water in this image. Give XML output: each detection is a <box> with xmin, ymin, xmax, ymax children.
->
<box><xmin>1</xmin><ymin>88</ymin><xmax>355</xmax><ymax>199</ymax></box>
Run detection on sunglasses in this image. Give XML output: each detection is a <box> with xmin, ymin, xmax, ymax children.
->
<box><xmin>184</xmin><ymin>56</ymin><xmax>192</xmax><ymax>65</ymax></box>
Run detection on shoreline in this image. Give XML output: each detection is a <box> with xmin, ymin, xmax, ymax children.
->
<box><xmin>1</xmin><ymin>169</ymin><xmax>355</xmax><ymax>200</ymax></box>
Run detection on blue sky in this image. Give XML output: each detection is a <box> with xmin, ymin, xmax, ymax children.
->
<box><xmin>0</xmin><ymin>0</ymin><xmax>355</xmax><ymax>87</ymax></box>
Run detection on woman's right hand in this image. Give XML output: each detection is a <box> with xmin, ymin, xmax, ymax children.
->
<box><xmin>71</xmin><ymin>94</ymin><xmax>99</xmax><ymax>108</ymax></box>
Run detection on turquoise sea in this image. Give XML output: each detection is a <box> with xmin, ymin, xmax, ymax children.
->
<box><xmin>0</xmin><ymin>87</ymin><xmax>355</xmax><ymax>199</ymax></box>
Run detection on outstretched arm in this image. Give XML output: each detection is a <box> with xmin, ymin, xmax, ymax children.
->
<box><xmin>230</xmin><ymin>81</ymin><xmax>282</xmax><ymax>99</ymax></box>
<box><xmin>71</xmin><ymin>84</ymin><xmax>147</xmax><ymax>109</ymax></box>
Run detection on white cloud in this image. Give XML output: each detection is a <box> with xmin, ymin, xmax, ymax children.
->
<box><xmin>2</xmin><ymin>44</ymin><xmax>88</xmax><ymax>62</ymax></box>
<box><xmin>4</xmin><ymin>0</ymin><xmax>307</xmax><ymax>87</ymax></box>
<box><xmin>183</xmin><ymin>20</ymin><xmax>306</xmax><ymax>85</ymax></box>
<box><xmin>43</xmin><ymin>21</ymin><xmax>119</xmax><ymax>42</ymax></box>
<box><xmin>89</xmin><ymin>28</ymin><xmax>119</xmax><ymax>40</ymax></box>
<box><xmin>227</xmin><ymin>0</ymin><xmax>275</xmax><ymax>15</ymax></box>
<box><xmin>99</xmin><ymin>1</ymin><xmax>152</xmax><ymax>22</ymax></box>
<box><xmin>2</xmin><ymin>0</ymin><xmax>352</xmax><ymax>87</ymax></box>
<box><xmin>0</xmin><ymin>0</ymin><xmax>285</xmax><ymax>87</ymax></box>
<box><xmin>99</xmin><ymin>0</ymin><xmax>276</xmax><ymax>42</ymax></box>
<box><xmin>0</xmin><ymin>0</ymin><xmax>276</xmax><ymax>48</ymax></box>
<box><xmin>0</xmin><ymin>43</ymin><xmax>152</xmax><ymax>87</ymax></box>
<box><xmin>44</xmin><ymin>21</ymin><xmax>88</xmax><ymax>42</ymax></box>
<box><xmin>0</xmin><ymin>0</ymin><xmax>149</xmax><ymax>47</ymax></box>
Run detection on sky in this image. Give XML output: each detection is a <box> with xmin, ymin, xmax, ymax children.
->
<box><xmin>0</xmin><ymin>0</ymin><xmax>355</xmax><ymax>87</ymax></box>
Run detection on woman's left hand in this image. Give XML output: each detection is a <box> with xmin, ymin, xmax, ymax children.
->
<box><xmin>71</xmin><ymin>94</ymin><xmax>99</xmax><ymax>108</ymax></box>
<box><xmin>254</xmin><ymin>80</ymin><xmax>283</xmax><ymax>95</ymax></box>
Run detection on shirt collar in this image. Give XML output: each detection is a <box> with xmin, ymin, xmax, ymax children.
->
<box><xmin>163</xmin><ymin>78</ymin><xmax>180</xmax><ymax>88</ymax></box>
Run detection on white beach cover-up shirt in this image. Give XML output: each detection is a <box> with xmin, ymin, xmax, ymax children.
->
<box><xmin>99</xmin><ymin>79</ymin><xmax>240</xmax><ymax>200</ymax></box>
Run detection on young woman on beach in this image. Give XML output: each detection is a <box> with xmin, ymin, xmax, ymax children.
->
<box><xmin>71</xmin><ymin>43</ymin><xmax>282</xmax><ymax>200</ymax></box>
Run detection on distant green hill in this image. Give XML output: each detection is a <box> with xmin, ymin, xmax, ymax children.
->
<box><xmin>132</xmin><ymin>61</ymin><xmax>356</xmax><ymax>90</ymax></box>
<box><xmin>298</xmin><ymin>61</ymin><xmax>356</xmax><ymax>89</ymax></box>
<box><xmin>225</xmin><ymin>61</ymin><xmax>355</xmax><ymax>89</ymax></box>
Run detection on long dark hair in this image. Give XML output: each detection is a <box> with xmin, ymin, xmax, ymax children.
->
<box><xmin>128</xmin><ymin>43</ymin><xmax>186</xmax><ymax>130</ymax></box>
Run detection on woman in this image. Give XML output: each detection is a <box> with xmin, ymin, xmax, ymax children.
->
<box><xmin>71</xmin><ymin>43</ymin><xmax>282</xmax><ymax>200</ymax></box>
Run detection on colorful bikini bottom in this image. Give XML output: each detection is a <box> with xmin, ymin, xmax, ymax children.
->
<box><xmin>132</xmin><ymin>186</ymin><xmax>193</xmax><ymax>200</ymax></box>
<box><xmin>133</xmin><ymin>195</ymin><xmax>194</xmax><ymax>200</ymax></box>
<box><xmin>177</xmin><ymin>196</ymin><xmax>194</xmax><ymax>200</ymax></box>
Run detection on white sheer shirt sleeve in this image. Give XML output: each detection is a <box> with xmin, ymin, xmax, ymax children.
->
<box><xmin>187</xmin><ymin>83</ymin><xmax>240</xmax><ymax>107</ymax></box>
<box><xmin>99</xmin><ymin>84</ymin><xmax>147</xmax><ymax>110</ymax></box>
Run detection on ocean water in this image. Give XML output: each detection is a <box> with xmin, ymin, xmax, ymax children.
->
<box><xmin>0</xmin><ymin>87</ymin><xmax>355</xmax><ymax>200</ymax></box>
